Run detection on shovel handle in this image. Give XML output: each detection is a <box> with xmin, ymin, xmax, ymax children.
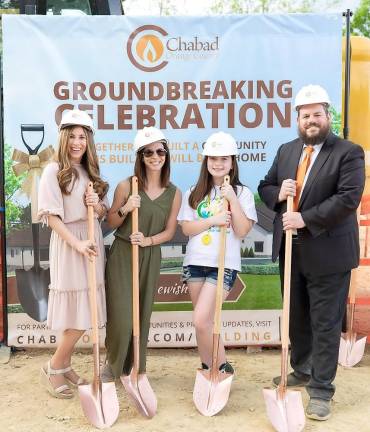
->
<box><xmin>345</xmin><ymin>205</ymin><xmax>362</xmax><ymax>334</ymax></box>
<box><xmin>131</xmin><ymin>176</ymin><xmax>140</xmax><ymax>372</ymax></box>
<box><xmin>213</xmin><ymin>175</ymin><xmax>230</xmax><ymax>333</ymax></box>
<box><xmin>281</xmin><ymin>195</ymin><xmax>293</xmax><ymax>347</ymax></box>
<box><xmin>210</xmin><ymin>175</ymin><xmax>230</xmax><ymax>375</ymax></box>
<box><xmin>279</xmin><ymin>195</ymin><xmax>293</xmax><ymax>391</ymax></box>
<box><xmin>87</xmin><ymin>182</ymin><xmax>100</xmax><ymax>379</ymax></box>
<box><xmin>21</xmin><ymin>124</ymin><xmax>44</xmax><ymax>155</ymax></box>
<box><xmin>348</xmin><ymin>206</ymin><xmax>361</xmax><ymax>305</ymax></box>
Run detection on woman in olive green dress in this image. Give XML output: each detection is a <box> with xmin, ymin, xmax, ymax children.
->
<box><xmin>105</xmin><ymin>126</ymin><xmax>181</xmax><ymax>379</ymax></box>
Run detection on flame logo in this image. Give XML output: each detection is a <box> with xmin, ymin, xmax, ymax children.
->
<box><xmin>136</xmin><ymin>35</ymin><xmax>164</xmax><ymax>63</ymax></box>
<box><xmin>127</xmin><ymin>25</ymin><xmax>168</xmax><ymax>72</ymax></box>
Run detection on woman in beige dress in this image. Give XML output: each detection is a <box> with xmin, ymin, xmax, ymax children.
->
<box><xmin>38</xmin><ymin>109</ymin><xmax>109</xmax><ymax>399</ymax></box>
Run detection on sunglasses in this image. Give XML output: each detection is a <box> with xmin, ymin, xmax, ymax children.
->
<box><xmin>142</xmin><ymin>148</ymin><xmax>167</xmax><ymax>158</ymax></box>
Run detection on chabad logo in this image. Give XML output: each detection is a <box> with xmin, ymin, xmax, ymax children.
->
<box><xmin>127</xmin><ymin>25</ymin><xmax>168</xmax><ymax>72</ymax></box>
<box><xmin>127</xmin><ymin>25</ymin><xmax>220</xmax><ymax>71</ymax></box>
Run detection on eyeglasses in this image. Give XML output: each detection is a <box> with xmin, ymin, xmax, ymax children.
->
<box><xmin>142</xmin><ymin>148</ymin><xmax>167</xmax><ymax>158</ymax></box>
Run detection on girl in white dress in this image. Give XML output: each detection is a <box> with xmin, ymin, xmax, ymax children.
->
<box><xmin>38</xmin><ymin>109</ymin><xmax>109</xmax><ymax>398</ymax></box>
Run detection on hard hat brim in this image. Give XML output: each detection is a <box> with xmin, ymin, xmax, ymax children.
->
<box><xmin>59</xmin><ymin>123</ymin><xmax>95</xmax><ymax>134</ymax></box>
<box><xmin>135</xmin><ymin>138</ymin><xmax>168</xmax><ymax>153</ymax></box>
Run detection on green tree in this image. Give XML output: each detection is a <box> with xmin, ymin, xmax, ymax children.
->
<box><xmin>351</xmin><ymin>0</ymin><xmax>370</xmax><ymax>38</ymax></box>
<box><xmin>248</xmin><ymin>246</ymin><xmax>255</xmax><ymax>257</ymax></box>
<box><xmin>0</xmin><ymin>2</ymin><xmax>20</xmax><ymax>54</ymax></box>
<box><xmin>124</xmin><ymin>0</ymin><xmax>177</xmax><ymax>15</ymax></box>
<box><xmin>243</xmin><ymin>247</ymin><xmax>249</xmax><ymax>257</ymax></box>
<box><xmin>254</xmin><ymin>192</ymin><xmax>262</xmax><ymax>205</ymax></box>
<box><xmin>210</xmin><ymin>0</ymin><xmax>339</xmax><ymax>14</ymax></box>
<box><xmin>329</xmin><ymin>106</ymin><xmax>342</xmax><ymax>136</ymax></box>
<box><xmin>4</xmin><ymin>143</ymin><xmax>26</xmax><ymax>233</ymax></box>
<box><xmin>158</xmin><ymin>0</ymin><xmax>177</xmax><ymax>15</ymax></box>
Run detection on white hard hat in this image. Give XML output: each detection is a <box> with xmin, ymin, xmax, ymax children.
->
<box><xmin>134</xmin><ymin>126</ymin><xmax>167</xmax><ymax>152</ymax></box>
<box><xmin>294</xmin><ymin>85</ymin><xmax>331</xmax><ymax>110</ymax></box>
<box><xmin>59</xmin><ymin>109</ymin><xmax>94</xmax><ymax>133</ymax></box>
<box><xmin>202</xmin><ymin>131</ymin><xmax>238</xmax><ymax>156</ymax></box>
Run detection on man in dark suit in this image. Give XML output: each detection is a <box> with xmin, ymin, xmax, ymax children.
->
<box><xmin>258</xmin><ymin>84</ymin><xmax>365</xmax><ymax>421</ymax></box>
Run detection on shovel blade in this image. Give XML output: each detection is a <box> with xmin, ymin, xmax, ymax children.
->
<box><xmin>16</xmin><ymin>267</ymin><xmax>50</xmax><ymax>322</ymax></box>
<box><xmin>78</xmin><ymin>382</ymin><xmax>119</xmax><ymax>429</ymax></box>
<box><xmin>263</xmin><ymin>388</ymin><xmax>305</xmax><ymax>432</ymax></box>
<box><xmin>193</xmin><ymin>369</ymin><xmax>233</xmax><ymax>416</ymax></box>
<box><xmin>338</xmin><ymin>333</ymin><xmax>367</xmax><ymax>367</ymax></box>
<box><xmin>121</xmin><ymin>373</ymin><xmax>157</xmax><ymax>418</ymax></box>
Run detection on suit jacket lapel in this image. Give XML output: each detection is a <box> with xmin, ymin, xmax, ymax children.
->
<box><xmin>299</xmin><ymin>133</ymin><xmax>335</xmax><ymax>209</ymax></box>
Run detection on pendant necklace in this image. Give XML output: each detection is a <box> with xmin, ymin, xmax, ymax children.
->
<box><xmin>201</xmin><ymin>193</ymin><xmax>212</xmax><ymax>245</ymax></box>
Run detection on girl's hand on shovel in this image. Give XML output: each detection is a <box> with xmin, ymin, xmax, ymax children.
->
<box><xmin>221</xmin><ymin>184</ymin><xmax>237</xmax><ymax>205</ymax></box>
<box><xmin>125</xmin><ymin>194</ymin><xmax>141</xmax><ymax>213</ymax></box>
<box><xmin>210</xmin><ymin>210</ymin><xmax>231</xmax><ymax>227</ymax></box>
<box><xmin>85</xmin><ymin>190</ymin><xmax>100</xmax><ymax>207</ymax></box>
<box><xmin>75</xmin><ymin>239</ymin><xmax>98</xmax><ymax>260</ymax></box>
<box><xmin>130</xmin><ymin>231</ymin><xmax>152</xmax><ymax>247</ymax></box>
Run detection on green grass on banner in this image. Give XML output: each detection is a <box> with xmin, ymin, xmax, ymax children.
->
<box><xmin>153</xmin><ymin>273</ymin><xmax>282</xmax><ymax>312</ymax></box>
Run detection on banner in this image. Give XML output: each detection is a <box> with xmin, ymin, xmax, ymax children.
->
<box><xmin>8</xmin><ymin>310</ymin><xmax>281</xmax><ymax>348</ymax></box>
<box><xmin>2</xmin><ymin>13</ymin><xmax>343</xmax><ymax>347</ymax></box>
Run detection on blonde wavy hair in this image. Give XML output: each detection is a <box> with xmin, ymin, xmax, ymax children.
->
<box><xmin>55</xmin><ymin>125</ymin><xmax>108</xmax><ymax>198</ymax></box>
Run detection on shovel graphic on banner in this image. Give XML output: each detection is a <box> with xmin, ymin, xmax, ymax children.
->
<box><xmin>14</xmin><ymin>124</ymin><xmax>53</xmax><ymax>322</ymax></box>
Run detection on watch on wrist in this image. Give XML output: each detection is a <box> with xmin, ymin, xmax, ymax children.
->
<box><xmin>117</xmin><ymin>207</ymin><xmax>126</xmax><ymax>218</ymax></box>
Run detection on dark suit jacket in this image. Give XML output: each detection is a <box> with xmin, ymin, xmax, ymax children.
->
<box><xmin>258</xmin><ymin>133</ymin><xmax>365</xmax><ymax>276</ymax></box>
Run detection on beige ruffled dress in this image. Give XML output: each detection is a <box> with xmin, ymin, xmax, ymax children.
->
<box><xmin>38</xmin><ymin>162</ymin><xmax>108</xmax><ymax>331</ymax></box>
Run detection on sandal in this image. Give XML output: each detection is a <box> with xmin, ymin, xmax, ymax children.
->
<box><xmin>219</xmin><ymin>361</ymin><xmax>235</xmax><ymax>374</ymax></box>
<box><xmin>63</xmin><ymin>366</ymin><xmax>88</xmax><ymax>388</ymax></box>
<box><xmin>40</xmin><ymin>361</ymin><xmax>74</xmax><ymax>399</ymax></box>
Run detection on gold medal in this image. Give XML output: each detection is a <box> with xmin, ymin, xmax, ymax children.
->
<box><xmin>201</xmin><ymin>233</ymin><xmax>212</xmax><ymax>245</ymax></box>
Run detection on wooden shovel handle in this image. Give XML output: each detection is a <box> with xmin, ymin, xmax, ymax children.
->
<box><xmin>345</xmin><ymin>205</ymin><xmax>361</xmax><ymax>334</ymax></box>
<box><xmin>281</xmin><ymin>195</ymin><xmax>293</xmax><ymax>348</ymax></box>
<box><xmin>279</xmin><ymin>195</ymin><xmax>293</xmax><ymax>393</ymax></box>
<box><xmin>213</xmin><ymin>175</ymin><xmax>230</xmax><ymax>334</ymax></box>
<box><xmin>87</xmin><ymin>182</ymin><xmax>100</xmax><ymax>380</ymax></box>
<box><xmin>210</xmin><ymin>175</ymin><xmax>230</xmax><ymax>375</ymax></box>
<box><xmin>87</xmin><ymin>182</ymin><xmax>95</xmax><ymax>242</ymax></box>
<box><xmin>131</xmin><ymin>176</ymin><xmax>140</xmax><ymax>339</ymax></box>
<box><xmin>348</xmin><ymin>206</ymin><xmax>361</xmax><ymax>305</ymax></box>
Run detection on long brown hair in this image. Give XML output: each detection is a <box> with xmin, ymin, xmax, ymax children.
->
<box><xmin>55</xmin><ymin>125</ymin><xmax>108</xmax><ymax>198</ymax></box>
<box><xmin>188</xmin><ymin>156</ymin><xmax>243</xmax><ymax>209</ymax></box>
<box><xmin>134</xmin><ymin>140</ymin><xmax>170</xmax><ymax>191</ymax></box>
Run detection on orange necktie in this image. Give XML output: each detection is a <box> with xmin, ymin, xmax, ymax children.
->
<box><xmin>294</xmin><ymin>145</ymin><xmax>314</xmax><ymax>211</ymax></box>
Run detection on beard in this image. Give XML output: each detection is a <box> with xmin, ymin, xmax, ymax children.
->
<box><xmin>298</xmin><ymin>122</ymin><xmax>331</xmax><ymax>146</ymax></box>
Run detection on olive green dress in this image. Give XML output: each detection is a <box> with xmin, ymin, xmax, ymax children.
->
<box><xmin>105</xmin><ymin>182</ymin><xmax>177</xmax><ymax>377</ymax></box>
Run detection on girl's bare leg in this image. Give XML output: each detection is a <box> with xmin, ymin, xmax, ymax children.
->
<box><xmin>189</xmin><ymin>281</ymin><xmax>229</xmax><ymax>368</ymax></box>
